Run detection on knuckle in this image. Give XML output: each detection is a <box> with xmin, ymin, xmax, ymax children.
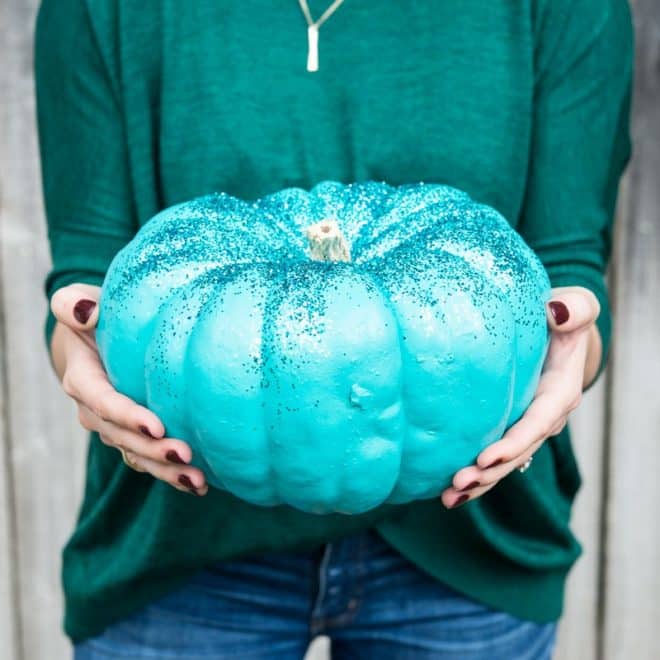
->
<box><xmin>526</xmin><ymin>413</ymin><xmax>552</xmax><ymax>438</ymax></box>
<box><xmin>90</xmin><ymin>395</ymin><xmax>113</xmax><ymax>423</ymax></box>
<box><xmin>89</xmin><ymin>405</ymin><xmax>107</xmax><ymax>422</ymax></box>
<box><xmin>530</xmin><ymin>414</ymin><xmax>554</xmax><ymax>438</ymax></box>
<box><xmin>61</xmin><ymin>372</ymin><xmax>78</xmax><ymax>398</ymax></box>
<box><xmin>123</xmin><ymin>449</ymin><xmax>148</xmax><ymax>473</ymax></box>
<box><xmin>99</xmin><ymin>389</ymin><xmax>130</xmax><ymax>425</ymax></box>
<box><xmin>539</xmin><ymin>422</ymin><xmax>554</xmax><ymax>438</ymax></box>
<box><xmin>567</xmin><ymin>392</ymin><xmax>583</xmax><ymax>412</ymax></box>
<box><xmin>77</xmin><ymin>407</ymin><xmax>94</xmax><ymax>431</ymax></box>
<box><xmin>98</xmin><ymin>432</ymin><xmax>114</xmax><ymax>447</ymax></box>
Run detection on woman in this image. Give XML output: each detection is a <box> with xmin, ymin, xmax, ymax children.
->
<box><xmin>36</xmin><ymin>0</ymin><xmax>632</xmax><ymax>657</ymax></box>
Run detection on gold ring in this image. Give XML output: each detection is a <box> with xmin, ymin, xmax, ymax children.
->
<box><xmin>119</xmin><ymin>447</ymin><xmax>145</xmax><ymax>472</ymax></box>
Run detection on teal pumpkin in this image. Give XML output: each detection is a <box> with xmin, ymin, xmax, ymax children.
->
<box><xmin>96</xmin><ymin>181</ymin><xmax>550</xmax><ymax>514</ymax></box>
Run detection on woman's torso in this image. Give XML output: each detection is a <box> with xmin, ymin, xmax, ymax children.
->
<box><xmin>103</xmin><ymin>1</ymin><xmax>534</xmax><ymax>222</ymax></box>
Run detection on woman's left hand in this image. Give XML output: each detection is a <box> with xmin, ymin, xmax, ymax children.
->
<box><xmin>441</xmin><ymin>286</ymin><xmax>603</xmax><ymax>509</ymax></box>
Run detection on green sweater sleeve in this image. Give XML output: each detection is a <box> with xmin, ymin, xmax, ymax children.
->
<box><xmin>519</xmin><ymin>0</ymin><xmax>633</xmax><ymax>380</ymax></box>
<box><xmin>36</xmin><ymin>0</ymin><xmax>137</xmax><ymax>351</ymax></box>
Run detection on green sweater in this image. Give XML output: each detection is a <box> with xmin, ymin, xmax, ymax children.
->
<box><xmin>36</xmin><ymin>0</ymin><xmax>632</xmax><ymax>643</ymax></box>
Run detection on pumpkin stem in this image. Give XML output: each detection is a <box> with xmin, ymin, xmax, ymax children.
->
<box><xmin>305</xmin><ymin>219</ymin><xmax>351</xmax><ymax>263</ymax></box>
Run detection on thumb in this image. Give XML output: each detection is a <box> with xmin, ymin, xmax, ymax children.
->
<box><xmin>50</xmin><ymin>283</ymin><xmax>102</xmax><ymax>332</ymax></box>
<box><xmin>546</xmin><ymin>286</ymin><xmax>601</xmax><ymax>333</ymax></box>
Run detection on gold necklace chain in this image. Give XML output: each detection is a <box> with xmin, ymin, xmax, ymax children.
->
<box><xmin>297</xmin><ymin>0</ymin><xmax>346</xmax><ymax>72</ymax></box>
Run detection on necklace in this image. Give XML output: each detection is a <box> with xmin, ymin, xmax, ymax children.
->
<box><xmin>297</xmin><ymin>0</ymin><xmax>346</xmax><ymax>72</ymax></box>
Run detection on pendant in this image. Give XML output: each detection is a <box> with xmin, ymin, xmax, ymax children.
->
<box><xmin>307</xmin><ymin>25</ymin><xmax>319</xmax><ymax>72</ymax></box>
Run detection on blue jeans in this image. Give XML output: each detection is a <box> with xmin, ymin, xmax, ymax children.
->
<box><xmin>74</xmin><ymin>530</ymin><xmax>556</xmax><ymax>659</ymax></box>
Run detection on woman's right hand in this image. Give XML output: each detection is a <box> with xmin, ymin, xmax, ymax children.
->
<box><xmin>49</xmin><ymin>284</ymin><xmax>208</xmax><ymax>496</ymax></box>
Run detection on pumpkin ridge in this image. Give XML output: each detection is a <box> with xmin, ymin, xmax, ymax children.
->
<box><xmin>355</xmin><ymin>269</ymin><xmax>408</xmax><ymax>507</ymax></box>
<box><xmin>183</xmin><ymin>264</ymin><xmax>274</xmax><ymax>497</ymax></box>
<box><xmin>363</xmin><ymin>243</ymin><xmax>516</xmax><ymax>500</ymax></box>
<box><xmin>259</xmin><ymin>265</ymin><xmax>286</xmax><ymax>505</ymax></box>
<box><xmin>353</xmin><ymin>185</ymin><xmax>469</xmax><ymax>261</ymax></box>
<box><xmin>142</xmin><ymin>269</ymin><xmax>223</xmax><ymax>479</ymax></box>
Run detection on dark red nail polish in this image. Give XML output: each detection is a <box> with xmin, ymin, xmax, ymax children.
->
<box><xmin>451</xmin><ymin>494</ymin><xmax>470</xmax><ymax>508</ymax></box>
<box><xmin>485</xmin><ymin>458</ymin><xmax>503</xmax><ymax>468</ymax></box>
<box><xmin>73</xmin><ymin>299</ymin><xmax>96</xmax><ymax>324</ymax></box>
<box><xmin>178</xmin><ymin>474</ymin><xmax>198</xmax><ymax>494</ymax></box>
<box><xmin>166</xmin><ymin>450</ymin><xmax>185</xmax><ymax>465</ymax></box>
<box><xmin>139</xmin><ymin>425</ymin><xmax>155</xmax><ymax>438</ymax></box>
<box><xmin>549</xmin><ymin>301</ymin><xmax>570</xmax><ymax>325</ymax></box>
<box><xmin>459</xmin><ymin>480</ymin><xmax>480</xmax><ymax>491</ymax></box>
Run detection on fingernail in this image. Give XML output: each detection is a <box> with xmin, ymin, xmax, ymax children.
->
<box><xmin>459</xmin><ymin>480</ymin><xmax>480</xmax><ymax>492</ymax></box>
<box><xmin>178</xmin><ymin>474</ymin><xmax>199</xmax><ymax>495</ymax></box>
<box><xmin>484</xmin><ymin>458</ymin><xmax>503</xmax><ymax>469</ymax></box>
<box><xmin>166</xmin><ymin>450</ymin><xmax>185</xmax><ymax>465</ymax></box>
<box><xmin>73</xmin><ymin>299</ymin><xmax>96</xmax><ymax>324</ymax></box>
<box><xmin>549</xmin><ymin>301</ymin><xmax>570</xmax><ymax>325</ymax></box>
<box><xmin>450</xmin><ymin>494</ymin><xmax>470</xmax><ymax>509</ymax></box>
<box><xmin>139</xmin><ymin>425</ymin><xmax>155</xmax><ymax>438</ymax></box>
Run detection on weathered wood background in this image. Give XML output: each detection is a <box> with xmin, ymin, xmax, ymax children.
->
<box><xmin>0</xmin><ymin>1</ymin><xmax>658</xmax><ymax>658</ymax></box>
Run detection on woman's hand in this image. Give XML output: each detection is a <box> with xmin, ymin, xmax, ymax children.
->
<box><xmin>441</xmin><ymin>286</ymin><xmax>602</xmax><ymax>509</ymax></box>
<box><xmin>49</xmin><ymin>284</ymin><xmax>208</xmax><ymax>496</ymax></box>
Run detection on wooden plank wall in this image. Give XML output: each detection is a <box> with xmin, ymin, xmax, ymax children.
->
<box><xmin>0</xmin><ymin>1</ymin><xmax>657</xmax><ymax>659</ymax></box>
<box><xmin>604</xmin><ymin>0</ymin><xmax>660</xmax><ymax>657</ymax></box>
<box><xmin>0</xmin><ymin>1</ymin><xmax>89</xmax><ymax>659</ymax></box>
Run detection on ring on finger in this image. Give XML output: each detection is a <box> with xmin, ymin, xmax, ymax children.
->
<box><xmin>518</xmin><ymin>455</ymin><xmax>534</xmax><ymax>474</ymax></box>
<box><xmin>119</xmin><ymin>446</ymin><xmax>146</xmax><ymax>472</ymax></box>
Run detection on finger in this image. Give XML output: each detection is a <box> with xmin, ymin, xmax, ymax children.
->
<box><xmin>65</xmin><ymin>350</ymin><xmax>165</xmax><ymax>438</ymax></box>
<box><xmin>475</xmin><ymin>355</ymin><xmax>584</xmax><ymax>473</ymax></box>
<box><xmin>546</xmin><ymin>286</ymin><xmax>600</xmax><ymax>334</ymax></box>
<box><xmin>442</xmin><ymin>477</ymin><xmax>499</xmax><ymax>508</ymax></box>
<box><xmin>451</xmin><ymin>360</ymin><xmax>581</xmax><ymax>491</ymax></box>
<box><xmin>475</xmin><ymin>390</ymin><xmax>565</xmax><ymax>470</ymax></box>
<box><xmin>89</xmin><ymin>411</ymin><xmax>207</xmax><ymax>494</ymax></box>
<box><xmin>447</xmin><ymin>431</ymin><xmax>550</xmax><ymax>504</ymax></box>
<box><xmin>515</xmin><ymin>434</ymin><xmax>547</xmax><ymax>470</ymax></box>
<box><xmin>84</xmin><ymin>406</ymin><xmax>192</xmax><ymax>465</ymax></box>
<box><xmin>121</xmin><ymin>451</ymin><xmax>208</xmax><ymax>495</ymax></box>
<box><xmin>450</xmin><ymin>331</ymin><xmax>586</xmax><ymax>493</ymax></box>
<box><xmin>90</xmin><ymin>383</ymin><xmax>164</xmax><ymax>437</ymax></box>
<box><xmin>541</xmin><ymin>331</ymin><xmax>589</xmax><ymax>379</ymax></box>
<box><xmin>549</xmin><ymin>415</ymin><xmax>568</xmax><ymax>437</ymax></box>
<box><xmin>51</xmin><ymin>283</ymin><xmax>101</xmax><ymax>332</ymax></box>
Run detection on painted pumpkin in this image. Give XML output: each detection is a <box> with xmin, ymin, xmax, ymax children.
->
<box><xmin>97</xmin><ymin>181</ymin><xmax>550</xmax><ymax>514</ymax></box>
